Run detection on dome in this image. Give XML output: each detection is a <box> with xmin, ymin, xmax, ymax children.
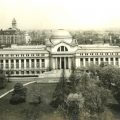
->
<box><xmin>51</xmin><ymin>29</ymin><xmax>72</xmax><ymax>39</ymax></box>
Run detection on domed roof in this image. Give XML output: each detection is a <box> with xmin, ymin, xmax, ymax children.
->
<box><xmin>51</xmin><ymin>29</ymin><xmax>72</xmax><ymax>39</ymax></box>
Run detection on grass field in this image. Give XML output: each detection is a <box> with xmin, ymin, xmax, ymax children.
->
<box><xmin>0</xmin><ymin>82</ymin><xmax>120</xmax><ymax>120</ymax></box>
<box><xmin>0</xmin><ymin>83</ymin><xmax>64</xmax><ymax>120</ymax></box>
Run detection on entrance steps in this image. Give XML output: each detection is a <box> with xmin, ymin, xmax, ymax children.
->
<box><xmin>37</xmin><ymin>69</ymin><xmax>72</xmax><ymax>83</ymax></box>
<box><xmin>9</xmin><ymin>69</ymin><xmax>72</xmax><ymax>83</ymax></box>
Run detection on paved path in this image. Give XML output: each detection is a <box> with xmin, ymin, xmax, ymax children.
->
<box><xmin>0</xmin><ymin>81</ymin><xmax>36</xmax><ymax>99</ymax></box>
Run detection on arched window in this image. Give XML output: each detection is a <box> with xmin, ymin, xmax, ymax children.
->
<box><xmin>57</xmin><ymin>46</ymin><xmax>68</xmax><ymax>52</ymax></box>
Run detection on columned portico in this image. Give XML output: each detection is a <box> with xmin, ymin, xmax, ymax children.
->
<box><xmin>52</xmin><ymin>57</ymin><xmax>72</xmax><ymax>69</ymax></box>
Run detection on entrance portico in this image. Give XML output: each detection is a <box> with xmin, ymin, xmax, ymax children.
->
<box><xmin>52</xmin><ymin>57</ymin><xmax>73</xmax><ymax>69</ymax></box>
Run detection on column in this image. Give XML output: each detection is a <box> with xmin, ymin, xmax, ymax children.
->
<box><xmin>53</xmin><ymin>58</ymin><xmax>55</xmax><ymax>69</ymax></box>
<box><xmin>69</xmin><ymin>57</ymin><xmax>71</xmax><ymax>69</ymax></box>
<box><xmin>8</xmin><ymin>59</ymin><xmax>11</xmax><ymax>69</ymax></box>
<box><xmin>39</xmin><ymin>59</ymin><xmax>41</xmax><ymax>69</ymax></box>
<box><xmin>34</xmin><ymin>59</ymin><xmax>36</xmax><ymax>69</ymax></box>
<box><xmin>113</xmin><ymin>57</ymin><xmax>116</xmax><ymax>66</ymax></box>
<box><xmin>29</xmin><ymin>59</ymin><xmax>31</xmax><ymax>69</ymax></box>
<box><xmin>103</xmin><ymin>58</ymin><xmax>106</xmax><ymax>63</ymax></box>
<box><xmin>64</xmin><ymin>57</ymin><xmax>66</xmax><ymax>69</ymax></box>
<box><xmin>55</xmin><ymin>57</ymin><xmax>57</xmax><ymax>69</ymax></box>
<box><xmin>14</xmin><ymin>59</ymin><xmax>16</xmax><ymax>69</ymax></box>
<box><xmin>60</xmin><ymin>57</ymin><xmax>61</xmax><ymax>69</ymax></box>
<box><xmin>3</xmin><ymin>59</ymin><xmax>5</xmax><ymax>69</ymax></box>
<box><xmin>19</xmin><ymin>59</ymin><xmax>21</xmax><ymax>69</ymax></box>
<box><xmin>98</xmin><ymin>58</ymin><xmax>101</xmax><ymax>65</ymax></box>
<box><xmin>83</xmin><ymin>58</ymin><xmax>86</xmax><ymax>67</ymax></box>
<box><xmin>76</xmin><ymin>58</ymin><xmax>80</xmax><ymax>68</ymax></box>
<box><xmin>118</xmin><ymin>58</ymin><xmax>120</xmax><ymax>67</ymax></box>
<box><xmin>93</xmin><ymin>58</ymin><xmax>96</xmax><ymax>65</ymax></box>
<box><xmin>24</xmin><ymin>59</ymin><xmax>26</xmax><ymax>69</ymax></box>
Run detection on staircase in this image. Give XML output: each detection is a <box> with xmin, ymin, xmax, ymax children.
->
<box><xmin>37</xmin><ymin>69</ymin><xmax>72</xmax><ymax>83</ymax></box>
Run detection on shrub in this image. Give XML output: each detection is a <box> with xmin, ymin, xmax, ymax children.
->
<box><xmin>9</xmin><ymin>94</ymin><xmax>25</xmax><ymax>104</ymax></box>
<box><xmin>0</xmin><ymin>70</ymin><xmax>7</xmax><ymax>89</ymax></box>
<box><xmin>10</xmin><ymin>83</ymin><xmax>27</xmax><ymax>104</ymax></box>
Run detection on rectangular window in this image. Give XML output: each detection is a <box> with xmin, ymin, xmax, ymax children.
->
<box><xmin>36</xmin><ymin>59</ymin><xmax>40</xmax><ymax>68</ymax></box>
<box><xmin>80</xmin><ymin>58</ymin><xmax>83</xmax><ymax>67</ymax></box>
<box><xmin>21</xmin><ymin>59</ymin><xmax>24</xmax><ymax>68</ymax></box>
<box><xmin>61</xmin><ymin>46</ymin><xmax>64</xmax><ymax>51</ymax></box>
<box><xmin>6</xmin><ymin>60</ymin><xmax>9</xmax><ymax>69</ymax></box>
<box><xmin>41</xmin><ymin>59</ymin><xmax>45</xmax><ymax>68</ymax></box>
<box><xmin>41</xmin><ymin>53</ymin><xmax>45</xmax><ymax>56</ymax></box>
<box><xmin>111</xmin><ymin>58</ymin><xmax>113</xmax><ymax>65</ymax></box>
<box><xmin>116</xmin><ymin>58</ymin><xmax>118</xmax><ymax>65</ymax></box>
<box><xmin>16</xmin><ymin>59</ymin><xmax>19</xmax><ymax>68</ymax></box>
<box><xmin>0</xmin><ymin>60</ymin><xmax>3</xmax><ymax>69</ymax></box>
<box><xmin>11</xmin><ymin>60</ymin><xmax>14</xmax><ymax>68</ymax></box>
<box><xmin>26</xmin><ymin>59</ymin><xmax>29</xmax><ymax>68</ymax></box>
<box><xmin>31</xmin><ymin>59</ymin><xmax>34</xmax><ymax>68</ymax></box>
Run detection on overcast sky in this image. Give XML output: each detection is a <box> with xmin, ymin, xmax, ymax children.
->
<box><xmin>0</xmin><ymin>0</ymin><xmax>120</xmax><ymax>30</ymax></box>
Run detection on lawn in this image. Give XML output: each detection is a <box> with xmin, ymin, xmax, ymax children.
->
<box><xmin>0</xmin><ymin>81</ymin><xmax>28</xmax><ymax>96</ymax></box>
<box><xmin>0</xmin><ymin>82</ymin><xmax>120</xmax><ymax>120</ymax></box>
<box><xmin>0</xmin><ymin>83</ymin><xmax>64</xmax><ymax>120</ymax></box>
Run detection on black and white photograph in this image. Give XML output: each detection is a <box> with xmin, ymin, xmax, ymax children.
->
<box><xmin>0</xmin><ymin>0</ymin><xmax>120</xmax><ymax>120</ymax></box>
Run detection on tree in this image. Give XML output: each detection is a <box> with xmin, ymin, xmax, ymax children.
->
<box><xmin>67</xmin><ymin>93</ymin><xmax>84</xmax><ymax>120</ymax></box>
<box><xmin>98</xmin><ymin>65</ymin><xmax>120</xmax><ymax>89</ymax></box>
<box><xmin>0</xmin><ymin>69</ymin><xmax>7</xmax><ymax>89</ymax></box>
<box><xmin>50</xmin><ymin>69</ymin><xmax>69</xmax><ymax>108</ymax></box>
<box><xmin>75</xmin><ymin>71</ymin><xmax>110</xmax><ymax>120</ymax></box>
<box><xmin>10</xmin><ymin>83</ymin><xmax>27</xmax><ymax>104</ymax></box>
<box><xmin>84</xmin><ymin>86</ymin><xmax>109</xmax><ymax>115</ymax></box>
<box><xmin>98</xmin><ymin>65</ymin><xmax>120</xmax><ymax>104</ymax></box>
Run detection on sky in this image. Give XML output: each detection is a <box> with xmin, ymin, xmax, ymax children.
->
<box><xmin>0</xmin><ymin>0</ymin><xmax>120</xmax><ymax>30</ymax></box>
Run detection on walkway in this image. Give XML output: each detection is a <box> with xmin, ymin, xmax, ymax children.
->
<box><xmin>0</xmin><ymin>81</ymin><xmax>36</xmax><ymax>99</ymax></box>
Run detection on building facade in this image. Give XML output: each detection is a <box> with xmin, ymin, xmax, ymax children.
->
<box><xmin>0</xmin><ymin>18</ymin><xmax>26</xmax><ymax>46</ymax></box>
<box><xmin>0</xmin><ymin>29</ymin><xmax>120</xmax><ymax>77</ymax></box>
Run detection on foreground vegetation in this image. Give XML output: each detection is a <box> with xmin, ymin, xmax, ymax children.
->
<box><xmin>1</xmin><ymin>64</ymin><xmax>120</xmax><ymax>119</ymax></box>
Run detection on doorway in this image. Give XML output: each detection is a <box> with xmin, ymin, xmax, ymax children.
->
<box><xmin>61</xmin><ymin>57</ymin><xmax>64</xmax><ymax>69</ymax></box>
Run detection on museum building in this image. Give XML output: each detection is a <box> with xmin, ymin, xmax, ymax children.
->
<box><xmin>0</xmin><ymin>29</ymin><xmax>120</xmax><ymax>77</ymax></box>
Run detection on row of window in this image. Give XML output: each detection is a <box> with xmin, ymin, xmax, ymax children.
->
<box><xmin>79</xmin><ymin>52</ymin><xmax>119</xmax><ymax>56</ymax></box>
<box><xmin>80</xmin><ymin>57</ymin><xmax>119</xmax><ymax>66</ymax></box>
<box><xmin>5</xmin><ymin>70</ymin><xmax>45</xmax><ymax>75</ymax></box>
<box><xmin>80</xmin><ymin>58</ymin><xmax>118</xmax><ymax>61</ymax></box>
<box><xmin>0</xmin><ymin>53</ymin><xmax>45</xmax><ymax>57</ymax></box>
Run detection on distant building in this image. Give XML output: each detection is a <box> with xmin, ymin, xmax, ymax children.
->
<box><xmin>25</xmin><ymin>32</ymin><xmax>31</xmax><ymax>44</ymax></box>
<box><xmin>0</xmin><ymin>29</ymin><xmax>120</xmax><ymax>77</ymax></box>
<box><xmin>0</xmin><ymin>18</ymin><xmax>26</xmax><ymax>46</ymax></box>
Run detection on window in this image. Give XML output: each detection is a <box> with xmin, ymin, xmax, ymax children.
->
<box><xmin>41</xmin><ymin>53</ymin><xmax>45</xmax><ymax>56</ymax></box>
<box><xmin>57</xmin><ymin>46</ymin><xmax>68</xmax><ymax>52</ymax></box>
<box><xmin>16</xmin><ymin>59</ymin><xmax>19</xmax><ymax>68</ymax></box>
<box><xmin>16</xmin><ymin>71</ymin><xmax>19</xmax><ymax>74</ymax></box>
<box><xmin>61</xmin><ymin>46</ymin><xmax>64</xmax><ymax>51</ymax></box>
<box><xmin>31</xmin><ymin>71</ymin><xmax>35</xmax><ymax>74</ymax></box>
<box><xmin>11</xmin><ymin>60</ymin><xmax>14</xmax><ymax>68</ymax></box>
<box><xmin>6</xmin><ymin>60</ymin><xmax>9</xmax><ymax>69</ymax></box>
<box><xmin>37</xmin><ymin>71</ymin><xmax>40</xmax><ymax>74</ymax></box>
<box><xmin>21</xmin><ymin>59</ymin><xmax>24</xmax><ymax>68</ymax></box>
<box><xmin>26</xmin><ymin>59</ymin><xmax>29</xmax><ymax>68</ymax></box>
<box><xmin>21</xmin><ymin>71</ymin><xmax>24</xmax><ymax>74</ymax></box>
<box><xmin>36</xmin><ymin>59</ymin><xmax>40</xmax><ymax>68</ymax></box>
<box><xmin>31</xmin><ymin>59</ymin><xmax>34</xmax><ymax>68</ymax></box>
<box><xmin>0</xmin><ymin>60</ymin><xmax>3</xmax><ymax>69</ymax></box>
<box><xmin>41</xmin><ymin>59</ymin><xmax>45</xmax><ymax>68</ymax></box>
<box><xmin>26</xmin><ymin>71</ymin><xmax>29</xmax><ymax>74</ymax></box>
